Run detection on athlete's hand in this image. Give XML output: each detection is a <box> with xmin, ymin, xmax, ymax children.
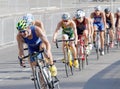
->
<box><xmin>52</xmin><ymin>38</ymin><xmax>56</xmax><ymax>43</ymax></box>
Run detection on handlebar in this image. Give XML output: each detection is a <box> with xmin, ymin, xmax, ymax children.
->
<box><xmin>19</xmin><ymin>49</ymin><xmax>48</xmax><ymax>60</ymax></box>
<box><xmin>56</xmin><ymin>39</ymin><xmax>75</xmax><ymax>48</ymax></box>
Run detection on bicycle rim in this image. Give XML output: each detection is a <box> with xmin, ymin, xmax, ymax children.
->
<box><xmin>64</xmin><ymin>48</ymin><xmax>69</xmax><ymax>77</ymax></box>
<box><xmin>33</xmin><ymin>67</ymin><xmax>41</xmax><ymax>89</ymax></box>
<box><xmin>68</xmin><ymin>49</ymin><xmax>73</xmax><ymax>75</ymax></box>
<box><xmin>86</xmin><ymin>55</ymin><xmax>88</xmax><ymax>65</ymax></box>
<box><xmin>78</xmin><ymin>58</ymin><xmax>81</xmax><ymax>71</ymax></box>
<box><xmin>43</xmin><ymin>67</ymin><xmax>53</xmax><ymax>89</ymax></box>
<box><xmin>96</xmin><ymin>48</ymin><xmax>99</xmax><ymax>60</ymax></box>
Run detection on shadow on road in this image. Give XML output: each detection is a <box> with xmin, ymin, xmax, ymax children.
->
<box><xmin>84</xmin><ymin>60</ymin><xmax>120</xmax><ymax>89</ymax></box>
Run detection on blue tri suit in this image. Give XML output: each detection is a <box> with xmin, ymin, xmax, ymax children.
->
<box><xmin>93</xmin><ymin>13</ymin><xmax>104</xmax><ymax>31</ymax></box>
<box><xmin>23</xmin><ymin>26</ymin><xmax>42</xmax><ymax>62</ymax></box>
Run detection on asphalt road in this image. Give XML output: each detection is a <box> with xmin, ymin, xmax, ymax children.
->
<box><xmin>0</xmin><ymin>36</ymin><xmax>120</xmax><ymax>89</ymax></box>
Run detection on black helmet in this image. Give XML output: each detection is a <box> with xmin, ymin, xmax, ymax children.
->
<box><xmin>104</xmin><ymin>8</ymin><xmax>110</xmax><ymax>14</ymax></box>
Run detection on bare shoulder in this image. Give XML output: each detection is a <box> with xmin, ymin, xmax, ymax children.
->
<box><xmin>34</xmin><ymin>20</ymin><xmax>42</xmax><ymax>27</ymax></box>
<box><xmin>16</xmin><ymin>33</ymin><xmax>24</xmax><ymax>42</ymax></box>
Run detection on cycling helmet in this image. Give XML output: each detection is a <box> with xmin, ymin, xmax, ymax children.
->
<box><xmin>104</xmin><ymin>8</ymin><xmax>111</xmax><ymax>14</ymax></box>
<box><xmin>94</xmin><ymin>6</ymin><xmax>101</xmax><ymax>11</ymax></box>
<box><xmin>23</xmin><ymin>13</ymin><xmax>34</xmax><ymax>26</ymax></box>
<box><xmin>16</xmin><ymin>20</ymin><xmax>27</xmax><ymax>31</ymax></box>
<box><xmin>117</xmin><ymin>7</ymin><xmax>120</xmax><ymax>12</ymax></box>
<box><xmin>62</xmin><ymin>13</ymin><xmax>70</xmax><ymax>20</ymax></box>
<box><xmin>75</xmin><ymin>10</ymin><xmax>85</xmax><ymax>19</ymax></box>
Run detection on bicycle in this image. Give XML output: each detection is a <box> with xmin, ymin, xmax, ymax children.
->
<box><xmin>77</xmin><ymin>35</ymin><xmax>89</xmax><ymax>70</ymax></box>
<box><xmin>104</xmin><ymin>28</ymin><xmax>110</xmax><ymax>54</ymax></box>
<box><xmin>20</xmin><ymin>49</ymin><xmax>60</xmax><ymax>89</ymax></box>
<box><xmin>56</xmin><ymin>39</ymin><xmax>74</xmax><ymax>77</ymax></box>
<box><xmin>116</xmin><ymin>27</ymin><xmax>120</xmax><ymax>48</ymax></box>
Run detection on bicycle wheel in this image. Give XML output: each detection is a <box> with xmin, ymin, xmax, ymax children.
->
<box><xmin>64</xmin><ymin>48</ymin><xmax>73</xmax><ymax>77</ymax></box>
<box><xmin>68</xmin><ymin>49</ymin><xmax>73</xmax><ymax>75</ymax></box>
<box><xmin>42</xmin><ymin>67</ymin><xmax>53</xmax><ymax>89</ymax></box>
<box><xmin>33</xmin><ymin>66</ymin><xmax>46</xmax><ymax>89</ymax></box>
<box><xmin>78</xmin><ymin>58</ymin><xmax>81</xmax><ymax>71</ymax></box>
<box><xmin>86</xmin><ymin>55</ymin><xmax>88</xmax><ymax>65</ymax></box>
<box><xmin>51</xmin><ymin>76</ymin><xmax>60</xmax><ymax>89</ymax></box>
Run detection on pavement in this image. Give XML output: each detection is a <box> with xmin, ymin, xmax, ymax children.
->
<box><xmin>0</xmin><ymin>36</ymin><xmax>120</xmax><ymax>89</ymax></box>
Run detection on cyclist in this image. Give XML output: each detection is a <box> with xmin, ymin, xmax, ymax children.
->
<box><xmin>16</xmin><ymin>20</ymin><xmax>57</xmax><ymax>77</ymax></box>
<box><xmin>90</xmin><ymin>6</ymin><xmax>106</xmax><ymax>55</ymax></box>
<box><xmin>73</xmin><ymin>9</ymin><xmax>91</xmax><ymax>56</ymax></box>
<box><xmin>23</xmin><ymin>13</ymin><xmax>46</xmax><ymax>34</ymax></box>
<box><xmin>104</xmin><ymin>8</ymin><xmax>115</xmax><ymax>48</ymax></box>
<box><xmin>52</xmin><ymin>12</ymin><xmax>79</xmax><ymax>68</ymax></box>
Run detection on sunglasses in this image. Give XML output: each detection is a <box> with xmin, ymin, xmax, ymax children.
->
<box><xmin>77</xmin><ymin>17</ymin><xmax>82</xmax><ymax>19</ymax></box>
<box><xmin>19</xmin><ymin>30</ymin><xmax>26</xmax><ymax>33</ymax></box>
<box><xmin>63</xmin><ymin>20</ymin><xmax>68</xmax><ymax>22</ymax></box>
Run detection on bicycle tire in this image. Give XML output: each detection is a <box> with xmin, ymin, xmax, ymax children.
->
<box><xmin>33</xmin><ymin>66</ymin><xmax>45</xmax><ymax>89</ymax></box>
<box><xmin>68</xmin><ymin>49</ymin><xmax>73</xmax><ymax>75</ymax></box>
<box><xmin>42</xmin><ymin>67</ymin><xmax>53</xmax><ymax>89</ymax></box>
<box><xmin>64</xmin><ymin>48</ymin><xmax>73</xmax><ymax>77</ymax></box>
<box><xmin>36</xmin><ymin>66</ymin><xmax>48</xmax><ymax>89</ymax></box>
<box><xmin>78</xmin><ymin>58</ymin><xmax>81</xmax><ymax>71</ymax></box>
<box><xmin>86</xmin><ymin>55</ymin><xmax>88</xmax><ymax>65</ymax></box>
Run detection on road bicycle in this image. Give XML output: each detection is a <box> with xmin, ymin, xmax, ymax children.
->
<box><xmin>20</xmin><ymin>49</ymin><xmax>60</xmax><ymax>89</ymax></box>
<box><xmin>56</xmin><ymin>39</ymin><xmax>74</xmax><ymax>77</ymax></box>
<box><xmin>77</xmin><ymin>35</ymin><xmax>89</xmax><ymax>70</ymax></box>
<box><xmin>104</xmin><ymin>28</ymin><xmax>110</xmax><ymax>54</ymax></box>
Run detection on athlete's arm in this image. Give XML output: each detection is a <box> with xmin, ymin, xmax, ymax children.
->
<box><xmin>53</xmin><ymin>21</ymin><xmax>62</xmax><ymax>42</ymax></box>
<box><xmin>110</xmin><ymin>13</ymin><xmax>115</xmax><ymax>29</ymax></box>
<box><xmin>16</xmin><ymin>34</ymin><xmax>24</xmax><ymax>58</ymax></box>
<box><xmin>71</xmin><ymin>20</ymin><xmax>78</xmax><ymax>45</ymax></box>
<box><xmin>101</xmin><ymin>12</ymin><xmax>107</xmax><ymax>29</ymax></box>
<box><xmin>35</xmin><ymin>26</ymin><xmax>53</xmax><ymax>64</ymax></box>
<box><xmin>86</xmin><ymin>18</ymin><xmax>91</xmax><ymax>37</ymax></box>
<box><xmin>90</xmin><ymin>12</ymin><xmax>94</xmax><ymax>19</ymax></box>
<box><xmin>34</xmin><ymin>20</ymin><xmax>46</xmax><ymax>34</ymax></box>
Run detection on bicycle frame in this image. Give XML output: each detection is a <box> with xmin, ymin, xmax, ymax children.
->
<box><xmin>77</xmin><ymin>35</ymin><xmax>88</xmax><ymax>70</ymax></box>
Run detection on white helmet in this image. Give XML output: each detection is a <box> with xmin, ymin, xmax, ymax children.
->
<box><xmin>94</xmin><ymin>6</ymin><xmax>101</xmax><ymax>11</ymax></box>
<box><xmin>117</xmin><ymin>7</ymin><xmax>120</xmax><ymax>12</ymax></box>
<box><xmin>75</xmin><ymin>10</ymin><xmax>85</xmax><ymax>19</ymax></box>
<box><xmin>23</xmin><ymin>13</ymin><xmax>34</xmax><ymax>26</ymax></box>
<box><xmin>62</xmin><ymin>12</ymin><xmax>70</xmax><ymax>20</ymax></box>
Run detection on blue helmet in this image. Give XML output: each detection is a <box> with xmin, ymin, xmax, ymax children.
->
<box><xmin>62</xmin><ymin>13</ymin><xmax>70</xmax><ymax>20</ymax></box>
<box><xmin>23</xmin><ymin>13</ymin><xmax>34</xmax><ymax>26</ymax></box>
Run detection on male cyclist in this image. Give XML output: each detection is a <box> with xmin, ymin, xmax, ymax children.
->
<box><xmin>104</xmin><ymin>8</ymin><xmax>115</xmax><ymax>48</ymax></box>
<box><xmin>73</xmin><ymin>9</ymin><xmax>91</xmax><ymax>56</ymax></box>
<box><xmin>52</xmin><ymin>12</ymin><xmax>78</xmax><ymax>68</ymax></box>
<box><xmin>16</xmin><ymin>20</ymin><xmax>57</xmax><ymax>77</ymax></box>
<box><xmin>90</xmin><ymin>6</ymin><xmax>106</xmax><ymax>55</ymax></box>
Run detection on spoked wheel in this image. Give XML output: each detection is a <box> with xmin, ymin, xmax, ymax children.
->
<box><xmin>78</xmin><ymin>58</ymin><xmax>81</xmax><ymax>71</ymax></box>
<box><xmin>86</xmin><ymin>55</ymin><xmax>88</xmax><ymax>65</ymax></box>
<box><xmin>33</xmin><ymin>66</ymin><xmax>47</xmax><ymax>89</ymax></box>
<box><xmin>96</xmin><ymin>48</ymin><xmax>99</xmax><ymax>60</ymax></box>
<box><xmin>51</xmin><ymin>76</ymin><xmax>60</xmax><ymax>89</ymax></box>
<box><xmin>64</xmin><ymin>48</ymin><xmax>73</xmax><ymax>77</ymax></box>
